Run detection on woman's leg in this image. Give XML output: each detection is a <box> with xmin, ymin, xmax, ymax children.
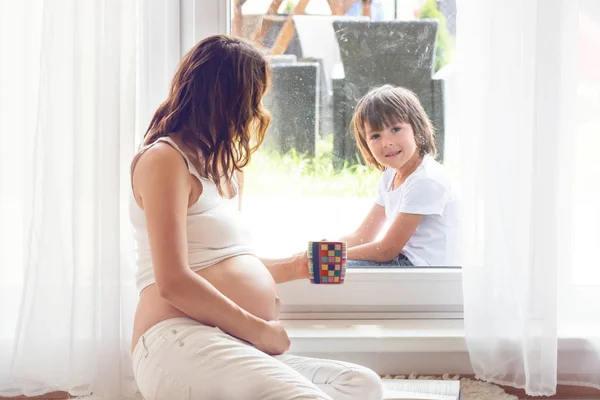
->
<box><xmin>275</xmin><ymin>354</ymin><xmax>383</xmax><ymax>400</ymax></box>
<box><xmin>133</xmin><ymin>318</ymin><xmax>335</xmax><ymax>400</ymax></box>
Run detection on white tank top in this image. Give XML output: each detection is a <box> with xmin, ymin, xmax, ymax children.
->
<box><xmin>129</xmin><ymin>137</ymin><xmax>255</xmax><ymax>293</ymax></box>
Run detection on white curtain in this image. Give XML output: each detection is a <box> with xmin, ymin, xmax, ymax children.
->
<box><xmin>456</xmin><ymin>0</ymin><xmax>600</xmax><ymax>395</ymax></box>
<box><xmin>138</xmin><ymin>0</ymin><xmax>184</xmax><ymax>137</ymax></box>
<box><xmin>0</xmin><ymin>0</ymin><xmax>139</xmax><ymax>398</ymax></box>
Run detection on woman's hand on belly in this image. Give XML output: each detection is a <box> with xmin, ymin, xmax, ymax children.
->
<box><xmin>254</xmin><ymin>320</ymin><xmax>291</xmax><ymax>355</ymax></box>
<box><xmin>133</xmin><ymin>255</ymin><xmax>282</xmax><ymax>353</ymax></box>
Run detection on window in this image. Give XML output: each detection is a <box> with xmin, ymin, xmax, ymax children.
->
<box><xmin>190</xmin><ymin>0</ymin><xmax>462</xmax><ymax>317</ymax></box>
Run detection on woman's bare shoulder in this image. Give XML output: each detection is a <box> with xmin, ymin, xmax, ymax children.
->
<box><xmin>132</xmin><ymin>142</ymin><xmax>190</xmax><ymax>193</ymax></box>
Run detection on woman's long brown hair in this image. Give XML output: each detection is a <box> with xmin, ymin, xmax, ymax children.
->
<box><xmin>144</xmin><ymin>35</ymin><xmax>271</xmax><ymax>195</ymax></box>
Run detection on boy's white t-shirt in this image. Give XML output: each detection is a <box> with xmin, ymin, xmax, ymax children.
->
<box><xmin>375</xmin><ymin>154</ymin><xmax>460</xmax><ymax>266</ymax></box>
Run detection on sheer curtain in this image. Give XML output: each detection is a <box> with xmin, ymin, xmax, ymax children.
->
<box><xmin>0</xmin><ymin>0</ymin><xmax>194</xmax><ymax>397</ymax></box>
<box><xmin>456</xmin><ymin>0</ymin><xmax>600</xmax><ymax>395</ymax></box>
<box><xmin>0</xmin><ymin>0</ymin><xmax>139</xmax><ymax>398</ymax></box>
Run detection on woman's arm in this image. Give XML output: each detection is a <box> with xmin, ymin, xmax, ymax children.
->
<box><xmin>347</xmin><ymin>213</ymin><xmax>422</xmax><ymax>262</ymax></box>
<box><xmin>237</xmin><ymin>168</ymin><xmax>307</xmax><ymax>284</ymax></box>
<box><xmin>237</xmin><ymin>169</ymin><xmax>310</xmax><ymax>284</ymax></box>
<box><xmin>260</xmin><ymin>253</ymin><xmax>309</xmax><ymax>283</ymax></box>
<box><xmin>261</xmin><ymin>204</ymin><xmax>389</xmax><ymax>281</ymax></box>
<box><xmin>339</xmin><ymin>203</ymin><xmax>387</xmax><ymax>247</ymax></box>
<box><xmin>133</xmin><ymin>144</ymin><xmax>269</xmax><ymax>346</ymax></box>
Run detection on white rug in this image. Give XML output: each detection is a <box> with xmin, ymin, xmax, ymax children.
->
<box><xmin>79</xmin><ymin>373</ymin><xmax>518</xmax><ymax>400</ymax></box>
<box><xmin>383</xmin><ymin>373</ymin><xmax>518</xmax><ymax>400</ymax></box>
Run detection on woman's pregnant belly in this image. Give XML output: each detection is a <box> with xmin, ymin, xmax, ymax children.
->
<box><xmin>132</xmin><ymin>255</ymin><xmax>279</xmax><ymax>350</ymax></box>
<box><xmin>196</xmin><ymin>254</ymin><xmax>280</xmax><ymax>321</ymax></box>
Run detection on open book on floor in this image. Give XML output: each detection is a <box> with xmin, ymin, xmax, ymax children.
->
<box><xmin>382</xmin><ymin>379</ymin><xmax>461</xmax><ymax>400</ymax></box>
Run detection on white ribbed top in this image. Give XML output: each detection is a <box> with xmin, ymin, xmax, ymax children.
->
<box><xmin>129</xmin><ymin>137</ymin><xmax>255</xmax><ymax>293</ymax></box>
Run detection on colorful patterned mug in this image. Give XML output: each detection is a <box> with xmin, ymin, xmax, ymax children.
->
<box><xmin>308</xmin><ymin>241</ymin><xmax>347</xmax><ymax>284</ymax></box>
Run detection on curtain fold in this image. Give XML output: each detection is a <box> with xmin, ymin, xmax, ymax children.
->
<box><xmin>0</xmin><ymin>0</ymin><xmax>138</xmax><ymax>397</ymax></box>
<box><xmin>456</xmin><ymin>0</ymin><xmax>600</xmax><ymax>395</ymax></box>
<box><xmin>0</xmin><ymin>0</ymin><xmax>188</xmax><ymax>397</ymax></box>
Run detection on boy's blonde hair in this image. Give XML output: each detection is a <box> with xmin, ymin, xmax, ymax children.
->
<box><xmin>351</xmin><ymin>85</ymin><xmax>436</xmax><ymax>170</ymax></box>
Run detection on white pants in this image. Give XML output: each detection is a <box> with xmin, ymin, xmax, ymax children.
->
<box><xmin>132</xmin><ymin>317</ymin><xmax>383</xmax><ymax>400</ymax></box>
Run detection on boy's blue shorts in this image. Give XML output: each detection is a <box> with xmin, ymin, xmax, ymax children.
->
<box><xmin>346</xmin><ymin>253</ymin><xmax>413</xmax><ymax>268</ymax></box>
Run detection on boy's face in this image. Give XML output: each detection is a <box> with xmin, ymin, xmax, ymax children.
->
<box><xmin>364</xmin><ymin>120</ymin><xmax>418</xmax><ymax>170</ymax></box>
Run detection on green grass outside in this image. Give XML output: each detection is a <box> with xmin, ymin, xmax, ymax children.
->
<box><xmin>244</xmin><ymin>135</ymin><xmax>381</xmax><ymax>197</ymax></box>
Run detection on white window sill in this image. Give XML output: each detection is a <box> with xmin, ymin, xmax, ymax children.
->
<box><xmin>283</xmin><ymin>318</ymin><xmax>596</xmax><ymax>353</ymax></box>
<box><xmin>283</xmin><ymin>319</ymin><xmax>467</xmax><ymax>353</ymax></box>
<box><xmin>283</xmin><ymin>319</ymin><xmax>597</xmax><ymax>376</ymax></box>
<box><xmin>282</xmin><ymin>319</ymin><xmax>471</xmax><ymax>375</ymax></box>
<box><xmin>279</xmin><ymin>269</ymin><xmax>464</xmax><ymax>315</ymax></box>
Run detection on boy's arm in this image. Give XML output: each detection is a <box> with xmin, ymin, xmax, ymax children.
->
<box><xmin>339</xmin><ymin>203</ymin><xmax>387</xmax><ymax>247</ymax></box>
<box><xmin>348</xmin><ymin>178</ymin><xmax>446</xmax><ymax>262</ymax></box>
<box><xmin>347</xmin><ymin>213</ymin><xmax>422</xmax><ymax>262</ymax></box>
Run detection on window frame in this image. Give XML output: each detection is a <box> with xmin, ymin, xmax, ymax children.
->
<box><xmin>189</xmin><ymin>0</ymin><xmax>463</xmax><ymax>317</ymax></box>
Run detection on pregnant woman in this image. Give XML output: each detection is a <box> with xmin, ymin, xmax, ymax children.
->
<box><xmin>129</xmin><ymin>34</ymin><xmax>383</xmax><ymax>400</ymax></box>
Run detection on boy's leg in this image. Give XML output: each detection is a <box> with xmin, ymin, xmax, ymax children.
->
<box><xmin>346</xmin><ymin>259</ymin><xmax>379</xmax><ymax>267</ymax></box>
<box><xmin>394</xmin><ymin>252</ymin><xmax>413</xmax><ymax>266</ymax></box>
<box><xmin>275</xmin><ymin>354</ymin><xmax>383</xmax><ymax>400</ymax></box>
<box><xmin>346</xmin><ymin>253</ymin><xmax>413</xmax><ymax>268</ymax></box>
